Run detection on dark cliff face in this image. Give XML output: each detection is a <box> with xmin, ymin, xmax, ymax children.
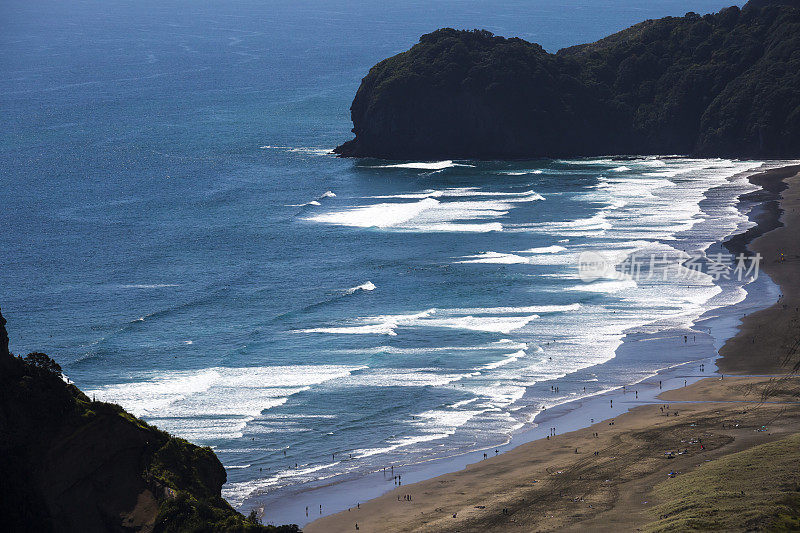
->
<box><xmin>337</xmin><ymin>29</ymin><xmax>606</xmax><ymax>159</ymax></box>
<box><xmin>745</xmin><ymin>0</ymin><xmax>800</xmax><ymax>7</ymax></box>
<box><xmin>1</xmin><ymin>306</ymin><xmax>10</xmax><ymax>361</ymax></box>
<box><xmin>0</xmin><ymin>308</ymin><xmax>294</xmax><ymax>533</ymax></box>
<box><xmin>336</xmin><ymin>2</ymin><xmax>800</xmax><ymax>159</ymax></box>
<box><xmin>0</xmin><ymin>307</ymin><xmax>11</xmax><ymax>379</ymax></box>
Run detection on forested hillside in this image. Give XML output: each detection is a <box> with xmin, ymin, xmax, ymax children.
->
<box><xmin>335</xmin><ymin>0</ymin><xmax>800</xmax><ymax>159</ymax></box>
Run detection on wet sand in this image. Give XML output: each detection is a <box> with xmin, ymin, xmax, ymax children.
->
<box><xmin>306</xmin><ymin>166</ymin><xmax>800</xmax><ymax>532</ymax></box>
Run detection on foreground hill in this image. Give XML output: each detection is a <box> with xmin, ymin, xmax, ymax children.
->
<box><xmin>335</xmin><ymin>0</ymin><xmax>800</xmax><ymax>159</ymax></box>
<box><xmin>0</xmin><ymin>307</ymin><xmax>297</xmax><ymax>532</ymax></box>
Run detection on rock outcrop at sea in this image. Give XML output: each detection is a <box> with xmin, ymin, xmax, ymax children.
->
<box><xmin>335</xmin><ymin>0</ymin><xmax>800</xmax><ymax>160</ymax></box>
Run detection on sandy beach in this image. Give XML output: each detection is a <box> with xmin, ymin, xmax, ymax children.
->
<box><xmin>306</xmin><ymin>165</ymin><xmax>800</xmax><ymax>532</ymax></box>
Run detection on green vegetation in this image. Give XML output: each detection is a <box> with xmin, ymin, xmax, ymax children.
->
<box><xmin>155</xmin><ymin>493</ymin><xmax>298</xmax><ymax>533</ymax></box>
<box><xmin>336</xmin><ymin>0</ymin><xmax>800</xmax><ymax>159</ymax></box>
<box><xmin>22</xmin><ymin>351</ymin><xmax>63</xmax><ymax>375</ymax></box>
<box><xmin>644</xmin><ymin>433</ymin><xmax>800</xmax><ymax>531</ymax></box>
<box><xmin>0</xmin><ymin>307</ymin><xmax>299</xmax><ymax>532</ymax></box>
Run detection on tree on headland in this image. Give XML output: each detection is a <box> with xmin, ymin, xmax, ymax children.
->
<box><xmin>22</xmin><ymin>352</ymin><xmax>62</xmax><ymax>377</ymax></box>
<box><xmin>247</xmin><ymin>509</ymin><xmax>262</xmax><ymax>525</ymax></box>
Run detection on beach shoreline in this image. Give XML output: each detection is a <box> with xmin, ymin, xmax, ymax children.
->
<box><xmin>245</xmin><ymin>160</ymin><xmax>774</xmax><ymax>527</ymax></box>
<box><xmin>302</xmin><ymin>163</ymin><xmax>800</xmax><ymax>532</ymax></box>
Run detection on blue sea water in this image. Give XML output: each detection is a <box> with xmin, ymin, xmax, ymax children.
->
<box><xmin>1</xmin><ymin>0</ymin><xmax>762</xmax><ymax>518</ymax></box>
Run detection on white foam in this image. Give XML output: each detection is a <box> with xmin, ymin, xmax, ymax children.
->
<box><xmin>336</xmin><ymin>340</ymin><xmax>530</xmax><ymax>355</ymax></box>
<box><xmin>297</xmin><ymin>309</ymin><xmax>436</xmax><ymax>337</ymax></box>
<box><xmin>566</xmin><ymin>278</ymin><xmax>638</xmax><ymax>293</ymax></box>
<box><xmin>497</xmin><ymin>170</ymin><xmax>544</xmax><ymax>175</ymax></box>
<box><xmin>368</xmin><ymin>189</ymin><xmax>445</xmax><ymax>199</ymax></box>
<box><xmin>414</xmin><ymin>222</ymin><xmax>503</xmax><ymax>232</ymax></box>
<box><xmin>369</xmin><ymin>160</ymin><xmax>473</xmax><ymax>170</ymax></box>
<box><xmin>516</xmin><ymin>245</ymin><xmax>568</xmax><ymax>254</ymax></box>
<box><xmin>337</xmin><ymin>368</ymin><xmax>466</xmax><ymax>388</ymax></box>
<box><xmin>287</xmin><ymin>190</ymin><xmax>336</xmax><ymax>207</ymax></box>
<box><xmin>450</xmin><ymin>304</ymin><xmax>580</xmax><ymax>314</ymax></box>
<box><xmin>456</xmin><ymin>251</ymin><xmax>531</xmax><ymax>264</ymax></box>
<box><xmin>86</xmin><ymin>365</ymin><xmax>364</xmax><ymax>440</ymax></box>
<box><xmin>307</xmin><ymin>188</ymin><xmax>543</xmax><ymax>233</ymax></box>
<box><xmin>298</xmin><ymin>308</ymin><xmax>539</xmax><ymax>336</ymax></box>
<box><xmin>352</xmin><ymin>433</ymin><xmax>453</xmax><ymax>459</ymax></box>
<box><xmin>514</xmin><ymin>211</ymin><xmax>612</xmax><ymax>236</ymax></box>
<box><xmin>482</xmin><ymin>350</ymin><xmax>526</xmax><ymax>369</ymax></box>
<box><xmin>259</xmin><ymin>145</ymin><xmax>332</xmax><ymax>156</ymax></box>
<box><xmin>224</xmin><ymin>461</ymin><xmax>342</xmax><ymax>506</ymax></box>
<box><xmin>219</xmin><ymin>157</ymin><xmax>772</xmax><ymax>486</ymax></box>
<box><xmin>419</xmin><ymin>315</ymin><xmax>539</xmax><ymax>333</ymax></box>
<box><xmin>307</xmin><ymin>197</ymin><xmax>440</xmax><ymax>228</ymax></box>
<box><xmin>352</xmin><ymin>407</ymin><xmax>483</xmax><ymax>459</ymax></box>
<box><xmin>299</xmin><ymin>323</ymin><xmax>399</xmax><ymax>336</ymax></box>
<box><xmin>345</xmin><ymin>281</ymin><xmax>376</xmax><ymax>294</ymax></box>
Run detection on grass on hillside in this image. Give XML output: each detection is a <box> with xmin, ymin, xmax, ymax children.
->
<box><xmin>644</xmin><ymin>433</ymin><xmax>800</xmax><ymax>531</ymax></box>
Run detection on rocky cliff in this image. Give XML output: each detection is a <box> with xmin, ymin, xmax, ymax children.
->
<box><xmin>0</xmin><ymin>306</ymin><xmax>298</xmax><ymax>533</ymax></box>
<box><xmin>335</xmin><ymin>0</ymin><xmax>800</xmax><ymax>159</ymax></box>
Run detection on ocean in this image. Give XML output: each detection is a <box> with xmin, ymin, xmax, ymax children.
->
<box><xmin>1</xmin><ymin>0</ymin><xmax>768</xmax><ymax>524</ymax></box>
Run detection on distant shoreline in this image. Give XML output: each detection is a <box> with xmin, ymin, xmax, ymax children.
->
<box><xmin>305</xmin><ymin>163</ymin><xmax>800</xmax><ymax>532</ymax></box>
<box><xmin>723</xmin><ymin>164</ymin><xmax>800</xmax><ymax>256</ymax></box>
